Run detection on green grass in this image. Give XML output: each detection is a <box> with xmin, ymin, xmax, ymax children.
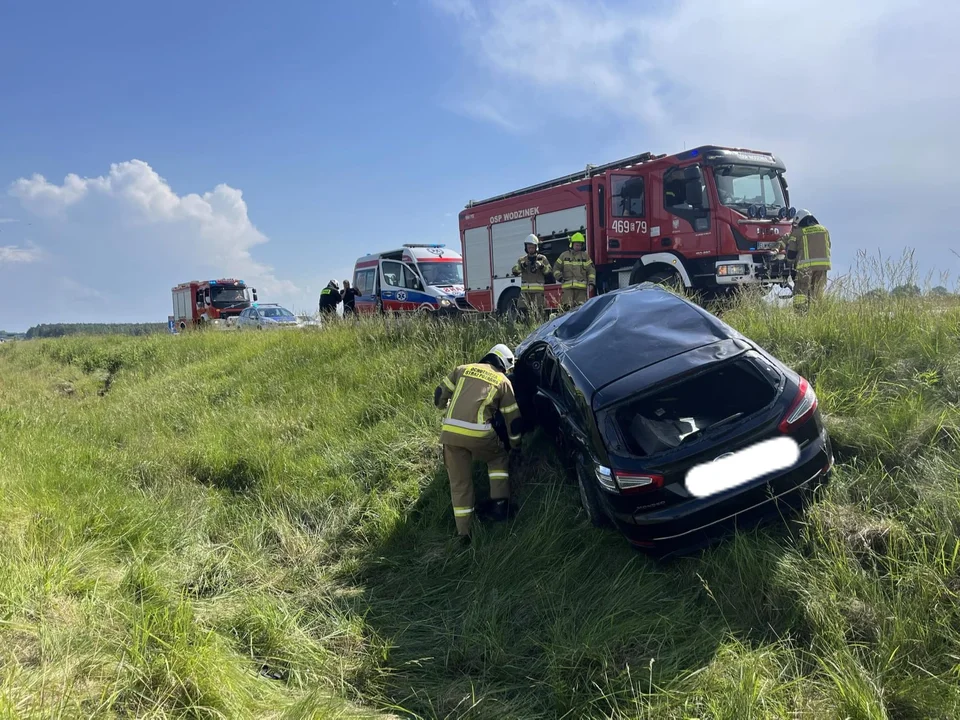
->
<box><xmin>3</xmin><ymin>258</ymin><xmax>960</xmax><ymax>718</ymax></box>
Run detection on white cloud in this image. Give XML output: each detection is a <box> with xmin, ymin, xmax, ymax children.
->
<box><xmin>8</xmin><ymin>160</ymin><xmax>299</xmax><ymax>301</ymax></box>
<box><xmin>0</xmin><ymin>242</ymin><xmax>44</xmax><ymax>264</ymax></box>
<box><xmin>0</xmin><ymin>218</ymin><xmax>18</xmax><ymax>224</ymax></box>
<box><xmin>430</xmin><ymin>0</ymin><xmax>960</xmax><ymax>276</ymax></box>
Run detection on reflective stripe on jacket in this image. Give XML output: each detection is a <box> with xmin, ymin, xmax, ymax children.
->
<box><xmin>511</xmin><ymin>254</ymin><xmax>551</xmax><ymax>292</ymax></box>
<box><xmin>435</xmin><ymin>362</ymin><xmax>522</xmax><ymax>447</ymax></box>
<box><xmin>786</xmin><ymin>224</ymin><xmax>831</xmax><ymax>270</ymax></box>
<box><xmin>554</xmin><ymin>250</ymin><xmax>595</xmax><ymax>289</ymax></box>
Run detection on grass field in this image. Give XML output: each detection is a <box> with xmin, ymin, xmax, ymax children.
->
<box><xmin>2</xmin><ymin>265</ymin><xmax>960</xmax><ymax>718</ymax></box>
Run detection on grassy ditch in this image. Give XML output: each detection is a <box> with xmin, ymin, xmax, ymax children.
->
<box><xmin>2</xmin><ymin>269</ymin><xmax>960</xmax><ymax>718</ymax></box>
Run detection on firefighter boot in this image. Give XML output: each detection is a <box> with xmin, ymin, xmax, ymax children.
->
<box><xmin>478</xmin><ymin>497</ymin><xmax>516</xmax><ymax>522</ymax></box>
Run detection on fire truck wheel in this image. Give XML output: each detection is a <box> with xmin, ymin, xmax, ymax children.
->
<box><xmin>643</xmin><ymin>267</ymin><xmax>683</xmax><ymax>292</ymax></box>
<box><xmin>497</xmin><ymin>287</ymin><xmax>521</xmax><ymax>319</ymax></box>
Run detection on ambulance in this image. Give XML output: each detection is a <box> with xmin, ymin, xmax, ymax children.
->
<box><xmin>352</xmin><ymin>244</ymin><xmax>465</xmax><ymax>316</ymax></box>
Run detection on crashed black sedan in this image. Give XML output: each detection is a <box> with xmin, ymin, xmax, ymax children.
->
<box><xmin>509</xmin><ymin>283</ymin><xmax>834</xmax><ymax>554</ymax></box>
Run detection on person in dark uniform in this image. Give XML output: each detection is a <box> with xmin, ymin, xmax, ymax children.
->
<box><xmin>340</xmin><ymin>279</ymin><xmax>361</xmax><ymax>316</ymax></box>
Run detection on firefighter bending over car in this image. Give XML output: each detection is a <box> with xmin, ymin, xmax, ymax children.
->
<box><xmin>553</xmin><ymin>231</ymin><xmax>595</xmax><ymax>310</ymax></box>
<box><xmin>434</xmin><ymin>344</ymin><xmax>522</xmax><ymax>544</ymax></box>
<box><xmin>511</xmin><ymin>235</ymin><xmax>551</xmax><ymax>315</ymax></box>
<box><xmin>785</xmin><ymin>209</ymin><xmax>831</xmax><ymax>309</ymax></box>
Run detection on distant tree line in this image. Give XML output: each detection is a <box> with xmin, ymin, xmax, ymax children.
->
<box><xmin>24</xmin><ymin>323</ymin><xmax>168</xmax><ymax>339</ymax></box>
<box><xmin>861</xmin><ymin>285</ymin><xmax>956</xmax><ymax>299</ymax></box>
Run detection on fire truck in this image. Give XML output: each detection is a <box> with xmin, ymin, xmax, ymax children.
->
<box><xmin>457</xmin><ymin>145</ymin><xmax>796</xmax><ymax>315</ymax></box>
<box><xmin>171</xmin><ymin>278</ymin><xmax>258</xmax><ymax>331</ymax></box>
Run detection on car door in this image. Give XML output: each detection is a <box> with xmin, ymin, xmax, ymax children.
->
<box><xmin>379</xmin><ymin>259</ymin><xmax>427</xmax><ymax>312</ymax></box>
<box><xmin>353</xmin><ymin>267</ymin><xmax>378</xmax><ymax>315</ymax></box>
<box><xmin>534</xmin><ymin>349</ymin><xmax>571</xmax><ymax>451</ymax></box>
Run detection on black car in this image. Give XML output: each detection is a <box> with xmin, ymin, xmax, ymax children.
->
<box><xmin>509</xmin><ymin>283</ymin><xmax>834</xmax><ymax>555</ymax></box>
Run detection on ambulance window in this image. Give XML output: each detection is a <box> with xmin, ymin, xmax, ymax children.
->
<box><xmin>611</xmin><ymin>175</ymin><xmax>645</xmax><ymax>217</ymax></box>
<box><xmin>381</xmin><ymin>260</ymin><xmax>403</xmax><ymax>288</ymax></box>
<box><xmin>401</xmin><ymin>264</ymin><xmax>424</xmax><ymax>291</ymax></box>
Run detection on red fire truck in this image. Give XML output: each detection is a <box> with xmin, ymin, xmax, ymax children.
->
<box><xmin>171</xmin><ymin>278</ymin><xmax>258</xmax><ymax>331</ymax></box>
<box><xmin>457</xmin><ymin>145</ymin><xmax>796</xmax><ymax>314</ymax></box>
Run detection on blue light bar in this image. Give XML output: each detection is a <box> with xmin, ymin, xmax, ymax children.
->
<box><xmin>209</xmin><ymin>280</ymin><xmax>217</xmax><ymax>285</ymax></box>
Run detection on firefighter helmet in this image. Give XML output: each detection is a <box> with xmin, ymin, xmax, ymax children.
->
<box><xmin>569</xmin><ymin>231</ymin><xmax>585</xmax><ymax>248</ymax></box>
<box><xmin>794</xmin><ymin>209</ymin><xmax>817</xmax><ymax>227</ymax></box>
<box><xmin>482</xmin><ymin>343</ymin><xmax>515</xmax><ymax>374</ymax></box>
<box><xmin>524</xmin><ymin>234</ymin><xmax>540</xmax><ymax>249</ymax></box>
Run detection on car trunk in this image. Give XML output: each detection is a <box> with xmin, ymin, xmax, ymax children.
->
<box><xmin>613</xmin><ymin>356</ymin><xmax>778</xmax><ymax>458</ymax></box>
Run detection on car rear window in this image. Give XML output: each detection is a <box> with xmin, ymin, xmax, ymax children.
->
<box><xmin>608</xmin><ymin>357</ymin><xmax>778</xmax><ymax>457</ymax></box>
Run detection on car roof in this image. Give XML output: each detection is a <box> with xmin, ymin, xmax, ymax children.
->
<box><xmin>518</xmin><ymin>283</ymin><xmax>749</xmax><ymax>396</ymax></box>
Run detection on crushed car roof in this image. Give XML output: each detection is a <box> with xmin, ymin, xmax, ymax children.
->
<box><xmin>521</xmin><ymin>283</ymin><xmax>750</xmax><ymax>393</ymax></box>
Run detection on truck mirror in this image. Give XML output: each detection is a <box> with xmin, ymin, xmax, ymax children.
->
<box><xmin>685</xmin><ymin>179</ymin><xmax>704</xmax><ymax>209</ymax></box>
<box><xmin>683</xmin><ymin>165</ymin><xmax>703</xmax><ymax>183</ymax></box>
<box><xmin>252</xmin><ymin>289</ymin><xmax>258</xmax><ymax>301</ymax></box>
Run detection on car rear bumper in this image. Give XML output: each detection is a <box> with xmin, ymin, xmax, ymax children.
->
<box><xmin>604</xmin><ymin>432</ymin><xmax>833</xmax><ymax>553</ymax></box>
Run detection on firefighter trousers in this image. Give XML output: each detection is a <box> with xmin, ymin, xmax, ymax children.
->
<box><xmin>793</xmin><ymin>267</ymin><xmax>827</xmax><ymax>306</ymax></box>
<box><xmin>560</xmin><ymin>287</ymin><xmax>588</xmax><ymax>309</ymax></box>
<box><xmin>519</xmin><ymin>290</ymin><xmax>546</xmax><ymax>315</ymax></box>
<box><xmin>441</xmin><ymin>432</ymin><xmax>510</xmax><ymax>536</ymax></box>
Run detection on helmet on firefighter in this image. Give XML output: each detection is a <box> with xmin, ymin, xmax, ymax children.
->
<box><xmin>481</xmin><ymin>343</ymin><xmax>515</xmax><ymax>374</ymax></box>
<box><xmin>524</xmin><ymin>234</ymin><xmax>540</xmax><ymax>250</ymax></box>
<box><xmin>794</xmin><ymin>209</ymin><xmax>817</xmax><ymax>227</ymax></box>
<box><xmin>569</xmin><ymin>231</ymin><xmax>585</xmax><ymax>249</ymax></box>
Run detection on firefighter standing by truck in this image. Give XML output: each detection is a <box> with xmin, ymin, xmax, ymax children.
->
<box><xmin>553</xmin><ymin>232</ymin><xmax>595</xmax><ymax>310</ymax></box>
<box><xmin>785</xmin><ymin>209</ymin><xmax>831</xmax><ymax>309</ymax></box>
<box><xmin>511</xmin><ymin>235</ymin><xmax>551</xmax><ymax>315</ymax></box>
<box><xmin>434</xmin><ymin>344</ymin><xmax>523</xmax><ymax>544</ymax></box>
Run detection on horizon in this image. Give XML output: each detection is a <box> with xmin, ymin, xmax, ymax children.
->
<box><xmin>2</xmin><ymin>0</ymin><xmax>959</xmax><ymax>332</ymax></box>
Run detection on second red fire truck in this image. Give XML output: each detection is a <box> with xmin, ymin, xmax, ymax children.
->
<box><xmin>457</xmin><ymin>145</ymin><xmax>796</xmax><ymax>314</ymax></box>
<box><xmin>171</xmin><ymin>278</ymin><xmax>258</xmax><ymax>331</ymax></box>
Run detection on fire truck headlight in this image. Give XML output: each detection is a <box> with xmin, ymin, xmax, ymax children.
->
<box><xmin>717</xmin><ymin>264</ymin><xmax>749</xmax><ymax>277</ymax></box>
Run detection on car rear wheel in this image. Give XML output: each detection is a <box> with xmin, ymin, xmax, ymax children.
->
<box><xmin>576</xmin><ymin>462</ymin><xmax>610</xmax><ymax>528</ymax></box>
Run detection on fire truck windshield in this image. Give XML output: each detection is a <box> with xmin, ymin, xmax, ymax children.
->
<box><xmin>418</xmin><ymin>261</ymin><xmax>463</xmax><ymax>287</ymax></box>
<box><xmin>210</xmin><ymin>286</ymin><xmax>249</xmax><ymax>307</ymax></box>
<box><xmin>713</xmin><ymin>165</ymin><xmax>786</xmax><ymax>212</ymax></box>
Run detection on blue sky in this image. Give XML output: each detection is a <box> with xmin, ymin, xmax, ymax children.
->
<box><xmin>2</xmin><ymin>0</ymin><xmax>959</xmax><ymax>331</ymax></box>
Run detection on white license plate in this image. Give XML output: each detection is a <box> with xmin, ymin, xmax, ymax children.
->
<box><xmin>685</xmin><ymin>436</ymin><xmax>800</xmax><ymax>499</ymax></box>
<box><xmin>757</xmin><ymin>241</ymin><xmax>779</xmax><ymax>250</ymax></box>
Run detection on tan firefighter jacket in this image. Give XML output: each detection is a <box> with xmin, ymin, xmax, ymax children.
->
<box><xmin>435</xmin><ymin>362</ymin><xmax>522</xmax><ymax>449</ymax></box>
<box><xmin>511</xmin><ymin>253</ymin><xmax>552</xmax><ymax>292</ymax></box>
<box><xmin>554</xmin><ymin>250</ymin><xmax>596</xmax><ymax>289</ymax></box>
<box><xmin>786</xmin><ymin>224</ymin><xmax>831</xmax><ymax>271</ymax></box>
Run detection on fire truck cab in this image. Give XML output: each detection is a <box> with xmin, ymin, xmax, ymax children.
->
<box><xmin>458</xmin><ymin>145</ymin><xmax>795</xmax><ymax>315</ymax></box>
<box><xmin>352</xmin><ymin>244</ymin><xmax>464</xmax><ymax>316</ymax></box>
<box><xmin>171</xmin><ymin>278</ymin><xmax>257</xmax><ymax>331</ymax></box>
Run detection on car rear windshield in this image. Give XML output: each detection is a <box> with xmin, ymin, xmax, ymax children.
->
<box><xmin>608</xmin><ymin>357</ymin><xmax>778</xmax><ymax>457</ymax></box>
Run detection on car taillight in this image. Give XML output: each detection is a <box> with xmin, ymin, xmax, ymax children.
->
<box><xmin>615</xmin><ymin>471</ymin><xmax>665</xmax><ymax>494</ymax></box>
<box><xmin>779</xmin><ymin>376</ymin><xmax>817</xmax><ymax>433</ymax></box>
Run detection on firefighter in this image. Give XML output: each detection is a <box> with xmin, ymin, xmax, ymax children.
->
<box><xmin>511</xmin><ymin>234</ymin><xmax>552</xmax><ymax>315</ymax></box>
<box><xmin>434</xmin><ymin>343</ymin><xmax>523</xmax><ymax>544</ymax></box>
<box><xmin>785</xmin><ymin>210</ymin><xmax>831</xmax><ymax>309</ymax></box>
<box><xmin>319</xmin><ymin>280</ymin><xmax>341</xmax><ymax>315</ymax></box>
<box><xmin>553</xmin><ymin>231</ymin><xmax>595</xmax><ymax>310</ymax></box>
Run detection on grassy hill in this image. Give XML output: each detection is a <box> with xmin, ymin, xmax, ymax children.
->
<box><xmin>2</xmin><ymin>282</ymin><xmax>960</xmax><ymax>719</ymax></box>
